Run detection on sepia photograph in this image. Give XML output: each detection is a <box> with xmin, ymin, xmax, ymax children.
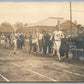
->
<box><xmin>0</xmin><ymin>1</ymin><xmax>84</xmax><ymax>82</ymax></box>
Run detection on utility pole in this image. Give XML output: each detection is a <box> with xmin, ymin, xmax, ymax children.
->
<box><xmin>70</xmin><ymin>1</ymin><xmax>72</xmax><ymax>37</ymax></box>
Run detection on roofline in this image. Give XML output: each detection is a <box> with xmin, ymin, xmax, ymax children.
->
<box><xmin>23</xmin><ymin>25</ymin><xmax>56</xmax><ymax>28</ymax></box>
<box><xmin>48</xmin><ymin>17</ymin><xmax>64</xmax><ymax>19</ymax></box>
<box><xmin>60</xmin><ymin>20</ymin><xmax>77</xmax><ymax>26</ymax></box>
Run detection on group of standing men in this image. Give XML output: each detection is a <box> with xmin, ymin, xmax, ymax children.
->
<box><xmin>29</xmin><ymin>27</ymin><xmax>65</xmax><ymax>61</ymax></box>
<box><xmin>0</xmin><ymin>26</ymin><xmax>68</xmax><ymax>61</ymax></box>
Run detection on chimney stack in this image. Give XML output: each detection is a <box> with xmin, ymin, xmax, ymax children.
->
<box><xmin>58</xmin><ymin>19</ymin><xmax>60</xmax><ymax>26</ymax></box>
<box><xmin>75</xmin><ymin>21</ymin><xmax>77</xmax><ymax>25</ymax></box>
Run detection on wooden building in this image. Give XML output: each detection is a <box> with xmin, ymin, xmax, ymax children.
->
<box><xmin>16</xmin><ymin>17</ymin><xmax>77</xmax><ymax>36</ymax></box>
<box><xmin>0</xmin><ymin>26</ymin><xmax>14</xmax><ymax>36</ymax></box>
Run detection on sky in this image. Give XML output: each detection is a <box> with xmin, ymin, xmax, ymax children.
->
<box><xmin>0</xmin><ymin>2</ymin><xmax>84</xmax><ymax>25</ymax></box>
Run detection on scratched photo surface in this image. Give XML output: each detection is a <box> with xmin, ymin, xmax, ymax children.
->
<box><xmin>0</xmin><ymin>2</ymin><xmax>84</xmax><ymax>82</ymax></box>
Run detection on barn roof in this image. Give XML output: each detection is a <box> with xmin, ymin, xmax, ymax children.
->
<box><xmin>0</xmin><ymin>26</ymin><xmax>14</xmax><ymax>33</ymax></box>
<box><xmin>28</xmin><ymin>17</ymin><xmax>67</xmax><ymax>27</ymax></box>
<box><xmin>16</xmin><ymin>17</ymin><xmax>77</xmax><ymax>36</ymax></box>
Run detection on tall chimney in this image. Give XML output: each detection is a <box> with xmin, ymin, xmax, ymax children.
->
<box><xmin>75</xmin><ymin>21</ymin><xmax>77</xmax><ymax>25</ymax></box>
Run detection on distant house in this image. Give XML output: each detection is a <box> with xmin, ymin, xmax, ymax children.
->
<box><xmin>77</xmin><ymin>24</ymin><xmax>84</xmax><ymax>35</ymax></box>
<box><xmin>0</xmin><ymin>26</ymin><xmax>14</xmax><ymax>35</ymax></box>
<box><xmin>60</xmin><ymin>20</ymin><xmax>77</xmax><ymax>36</ymax></box>
<box><xmin>17</xmin><ymin>17</ymin><xmax>77</xmax><ymax>36</ymax></box>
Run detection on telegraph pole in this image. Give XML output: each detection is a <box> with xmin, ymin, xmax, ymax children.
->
<box><xmin>70</xmin><ymin>1</ymin><xmax>72</xmax><ymax>37</ymax></box>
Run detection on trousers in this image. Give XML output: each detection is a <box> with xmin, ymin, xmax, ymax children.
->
<box><xmin>53</xmin><ymin>40</ymin><xmax>61</xmax><ymax>60</ymax></box>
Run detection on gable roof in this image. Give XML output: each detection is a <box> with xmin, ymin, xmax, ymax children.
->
<box><xmin>17</xmin><ymin>17</ymin><xmax>77</xmax><ymax>36</ymax></box>
<box><xmin>29</xmin><ymin>17</ymin><xmax>67</xmax><ymax>27</ymax></box>
<box><xmin>0</xmin><ymin>26</ymin><xmax>14</xmax><ymax>33</ymax></box>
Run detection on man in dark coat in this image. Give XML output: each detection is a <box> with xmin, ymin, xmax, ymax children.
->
<box><xmin>29</xmin><ymin>35</ymin><xmax>32</xmax><ymax>54</ymax></box>
<box><xmin>42</xmin><ymin>32</ymin><xmax>50</xmax><ymax>55</ymax></box>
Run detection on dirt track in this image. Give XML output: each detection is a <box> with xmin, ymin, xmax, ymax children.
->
<box><xmin>0</xmin><ymin>48</ymin><xmax>84</xmax><ymax>82</ymax></box>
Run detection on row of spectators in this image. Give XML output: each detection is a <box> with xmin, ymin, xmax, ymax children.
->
<box><xmin>0</xmin><ymin>27</ymin><xmax>84</xmax><ymax>61</ymax></box>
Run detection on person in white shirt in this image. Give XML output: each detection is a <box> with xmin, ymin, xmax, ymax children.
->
<box><xmin>36</xmin><ymin>31</ymin><xmax>43</xmax><ymax>52</ymax></box>
<box><xmin>38</xmin><ymin>33</ymin><xmax>43</xmax><ymax>52</ymax></box>
<box><xmin>53</xmin><ymin>28</ymin><xmax>64</xmax><ymax>61</ymax></box>
<box><xmin>10</xmin><ymin>33</ymin><xmax>17</xmax><ymax>50</ymax></box>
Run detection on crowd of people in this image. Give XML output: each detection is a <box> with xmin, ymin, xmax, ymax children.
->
<box><xmin>0</xmin><ymin>26</ymin><xmax>84</xmax><ymax>61</ymax></box>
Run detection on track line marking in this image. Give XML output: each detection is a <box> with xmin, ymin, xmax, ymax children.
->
<box><xmin>11</xmin><ymin>62</ymin><xmax>58</xmax><ymax>82</ymax></box>
<box><xmin>1</xmin><ymin>49</ymin><xmax>84</xmax><ymax>78</ymax></box>
<box><xmin>0</xmin><ymin>74</ymin><xmax>10</xmax><ymax>82</ymax></box>
<box><xmin>53</xmin><ymin>61</ymin><xmax>84</xmax><ymax>69</ymax></box>
<box><xmin>60</xmin><ymin>69</ymin><xmax>84</xmax><ymax>77</ymax></box>
<box><xmin>45</xmin><ymin>63</ymin><xmax>84</xmax><ymax>78</ymax></box>
<box><xmin>0</xmin><ymin>50</ymin><xmax>84</xmax><ymax>69</ymax></box>
<box><xmin>25</xmin><ymin>68</ymin><xmax>57</xmax><ymax>81</ymax></box>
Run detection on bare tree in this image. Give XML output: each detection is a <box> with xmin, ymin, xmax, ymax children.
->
<box><xmin>1</xmin><ymin>22</ymin><xmax>13</xmax><ymax>27</ymax></box>
<box><xmin>14</xmin><ymin>22</ymin><xmax>24</xmax><ymax>32</ymax></box>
